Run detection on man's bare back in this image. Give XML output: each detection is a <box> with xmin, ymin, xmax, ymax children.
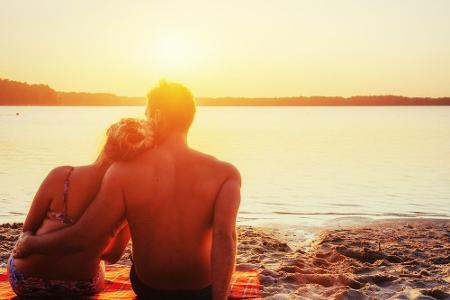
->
<box><xmin>118</xmin><ymin>139</ymin><xmax>239</xmax><ymax>289</ymax></box>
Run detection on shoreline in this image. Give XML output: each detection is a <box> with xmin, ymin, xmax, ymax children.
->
<box><xmin>1</xmin><ymin>219</ymin><xmax>449</xmax><ymax>299</ymax></box>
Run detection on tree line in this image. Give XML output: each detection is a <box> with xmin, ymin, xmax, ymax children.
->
<box><xmin>1</xmin><ymin>78</ymin><xmax>450</xmax><ymax>106</ymax></box>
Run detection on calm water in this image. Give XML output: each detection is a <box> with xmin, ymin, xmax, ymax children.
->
<box><xmin>1</xmin><ymin>106</ymin><xmax>449</xmax><ymax>229</ymax></box>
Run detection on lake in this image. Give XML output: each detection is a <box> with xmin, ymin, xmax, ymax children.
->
<box><xmin>1</xmin><ymin>106</ymin><xmax>449</xmax><ymax>230</ymax></box>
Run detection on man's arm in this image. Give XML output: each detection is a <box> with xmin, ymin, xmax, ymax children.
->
<box><xmin>13</xmin><ymin>165</ymin><xmax>127</xmax><ymax>258</ymax></box>
<box><xmin>212</xmin><ymin>167</ymin><xmax>241</xmax><ymax>300</ymax></box>
<box><xmin>101</xmin><ymin>223</ymin><xmax>131</xmax><ymax>264</ymax></box>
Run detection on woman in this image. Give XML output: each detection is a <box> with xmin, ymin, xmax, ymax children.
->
<box><xmin>8</xmin><ymin>118</ymin><xmax>154</xmax><ymax>298</ymax></box>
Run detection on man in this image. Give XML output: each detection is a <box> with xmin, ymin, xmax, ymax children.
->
<box><xmin>14</xmin><ymin>81</ymin><xmax>241</xmax><ymax>300</ymax></box>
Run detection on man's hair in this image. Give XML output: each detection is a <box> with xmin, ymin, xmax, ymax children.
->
<box><xmin>146</xmin><ymin>80</ymin><xmax>196</xmax><ymax>133</ymax></box>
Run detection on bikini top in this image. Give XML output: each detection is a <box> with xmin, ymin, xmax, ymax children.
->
<box><xmin>46</xmin><ymin>167</ymin><xmax>75</xmax><ymax>225</ymax></box>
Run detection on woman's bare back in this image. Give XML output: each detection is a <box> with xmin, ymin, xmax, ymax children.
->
<box><xmin>14</xmin><ymin>164</ymin><xmax>112</xmax><ymax>280</ymax></box>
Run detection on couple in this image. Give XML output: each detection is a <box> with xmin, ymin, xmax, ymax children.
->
<box><xmin>9</xmin><ymin>81</ymin><xmax>241</xmax><ymax>300</ymax></box>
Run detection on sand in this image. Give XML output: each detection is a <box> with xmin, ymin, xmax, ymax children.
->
<box><xmin>1</xmin><ymin>219</ymin><xmax>449</xmax><ymax>299</ymax></box>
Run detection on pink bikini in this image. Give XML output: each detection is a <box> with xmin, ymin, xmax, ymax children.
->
<box><xmin>46</xmin><ymin>166</ymin><xmax>75</xmax><ymax>225</ymax></box>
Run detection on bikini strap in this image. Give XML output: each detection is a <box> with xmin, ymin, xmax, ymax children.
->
<box><xmin>63</xmin><ymin>167</ymin><xmax>75</xmax><ymax>215</ymax></box>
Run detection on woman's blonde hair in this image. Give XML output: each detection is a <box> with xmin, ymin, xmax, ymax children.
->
<box><xmin>103</xmin><ymin>118</ymin><xmax>154</xmax><ymax>161</ymax></box>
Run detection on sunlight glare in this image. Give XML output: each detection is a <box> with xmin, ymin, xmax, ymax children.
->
<box><xmin>155</xmin><ymin>34</ymin><xmax>199</xmax><ymax>69</ymax></box>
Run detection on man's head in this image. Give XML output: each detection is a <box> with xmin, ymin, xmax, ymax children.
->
<box><xmin>146</xmin><ymin>80</ymin><xmax>196</xmax><ymax>140</ymax></box>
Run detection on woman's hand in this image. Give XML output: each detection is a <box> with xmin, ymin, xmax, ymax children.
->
<box><xmin>12</xmin><ymin>231</ymin><xmax>34</xmax><ymax>258</ymax></box>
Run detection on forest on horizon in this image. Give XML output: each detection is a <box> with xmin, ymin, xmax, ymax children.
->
<box><xmin>1</xmin><ymin>78</ymin><xmax>450</xmax><ymax>106</ymax></box>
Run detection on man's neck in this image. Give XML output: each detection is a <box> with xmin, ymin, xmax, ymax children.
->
<box><xmin>159</xmin><ymin>132</ymin><xmax>188</xmax><ymax>150</ymax></box>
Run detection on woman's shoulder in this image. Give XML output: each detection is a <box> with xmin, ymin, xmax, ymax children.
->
<box><xmin>43</xmin><ymin>165</ymin><xmax>74</xmax><ymax>185</ymax></box>
<box><xmin>49</xmin><ymin>165</ymin><xmax>73</xmax><ymax>176</ymax></box>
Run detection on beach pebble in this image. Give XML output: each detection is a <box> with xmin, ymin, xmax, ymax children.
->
<box><xmin>264</xmin><ymin>293</ymin><xmax>291</xmax><ymax>300</ymax></box>
<box><xmin>385</xmin><ymin>255</ymin><xmax>403</xmax><ymax>263</ymax></box>
<box><xmin>336</xmin><ymin>246</ymin><xmax>384</xmax><ymax>264</ymax></box>
<box><xmin>431</xmin><ymin>255</ymin><xmax>450</xmax><ymax>265</ymax></box>
<box><xmin>332</xmin><ymin>289</ymin><xmax>369</xmax><ymax>300</ymax></box>
<box><xmin>420</xmin><ymin>289</ymin><xmax>450</xmax><ymax>300</ymax></box>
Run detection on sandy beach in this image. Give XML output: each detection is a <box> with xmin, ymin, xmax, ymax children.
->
<box><xmin>1</xmin><ymin>219</ymin><xmax>449</xmax><ymax>299</ymax></box>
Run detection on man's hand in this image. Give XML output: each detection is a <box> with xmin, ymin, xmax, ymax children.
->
<box><xmin>12</xmin><ymin>231</ymin><xmax>34</xmax><ymax>258</ymax></box>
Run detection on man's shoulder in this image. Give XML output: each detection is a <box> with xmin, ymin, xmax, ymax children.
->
<box><xmin>105</xmin><ymin>149</ymin><xmax>162</xmax><ymax>182</ymax></box>
<box><xmin>219</xmin><ymin>161</ymin><xmax>241</xmax><ymax>183</ymax></box>
<box><xmin>193</xmin><ymin>150</ymin><xmax>240</xmax><ymax>180</ymax></box>
<box><xmin>106</xmin><ymin>160</ymin><xmax>149</xmax><ymax>179</ymax></box>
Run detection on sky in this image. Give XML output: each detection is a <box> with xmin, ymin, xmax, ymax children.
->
<box><xmin>1</xmin><ymin>0</ymin><xmax>450</xmax><ymax>97</ymax></box>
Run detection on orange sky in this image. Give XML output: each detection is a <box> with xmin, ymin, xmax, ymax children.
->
<box><xmin>1</xmin><ymin>0</ymin><xmax>450</xmax><ymax>97</ymax></box>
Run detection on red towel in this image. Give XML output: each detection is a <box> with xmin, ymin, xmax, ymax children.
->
<box><xmin>0</xmin><ymin>265</ymin><xmax>260</xmax><ymax>299</ymax></box>
<box><xmin>228</xmin><ymin>270</ymin><xmax>261</xmax><ymax>299</ymax></box>
<box><xmin>93</xmin><ymin>265</ymin><xmax>134</xmax><ymax>299</ymax></box>
<box><xmin>0</xmin><ymin>272</ymin><xmax>15</xmax><ymax>299</ymax></box>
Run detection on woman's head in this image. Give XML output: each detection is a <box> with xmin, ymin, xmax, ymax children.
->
<box><xmin>101</xmin><ymin>118</ymin><xmax>154</xmax><ymax>162</ymax></box>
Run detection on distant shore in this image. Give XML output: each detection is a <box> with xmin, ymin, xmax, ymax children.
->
<box><xmin>2</xmin><ymin>96</ymin><xmax>450</xmax><ymax>107</ymax></box>
<box><xmin>1</xmin><ymin>219</ymin><xmax>449</xmax><ymax>298</ymax></box>
<box><xmin>2</xmin><ymin>78</ymin><xmax>450</xmax><ymax>106</ymax></box>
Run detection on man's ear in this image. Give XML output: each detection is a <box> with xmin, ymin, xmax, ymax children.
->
<box><xmin>153</xmin><ymin>109</ymin><xmax>162</xmax><ymax>127</ymax></box>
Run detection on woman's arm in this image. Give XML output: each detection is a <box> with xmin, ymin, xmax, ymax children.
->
<box><xmin>22</xmin><ymin>167</ymin><xmax>62</xmax><ymax>233</ymax></box>
<box><xmin>13</xmin><ymin>165</ymin><xmax>127</xmax><ymax>258</ymax></box>
<box><xmin>101</xmin><ymin>223</ymin><xmax>131</xmax><ymax>264</ymax></box>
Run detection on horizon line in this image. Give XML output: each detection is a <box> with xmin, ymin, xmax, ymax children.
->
<box><xmin>2</xmin><ymin>77</ymin><xmax>450</xmax><ymax>100</ymax></box>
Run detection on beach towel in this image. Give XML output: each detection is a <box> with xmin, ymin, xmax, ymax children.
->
<box><xmin>0</xmin><ymin>265</ymin><xmax>260</xmax><ymax>299</ymax></box>
<box><xmin>228</xmin><ymin>270</ymin><xmax>261</xmax><ymax>299</ymax></box>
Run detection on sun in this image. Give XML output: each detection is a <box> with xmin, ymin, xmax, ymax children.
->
<box><xmin>155</xmin><ymin>34</ymin><xmax>197</xmax><ymax>69</ymax></box>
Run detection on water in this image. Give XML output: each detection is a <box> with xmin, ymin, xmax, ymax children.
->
<box><xmin>1</xmin><ymin>106</ymin><xmax>449</xmax><ymax>229</ymax></box>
